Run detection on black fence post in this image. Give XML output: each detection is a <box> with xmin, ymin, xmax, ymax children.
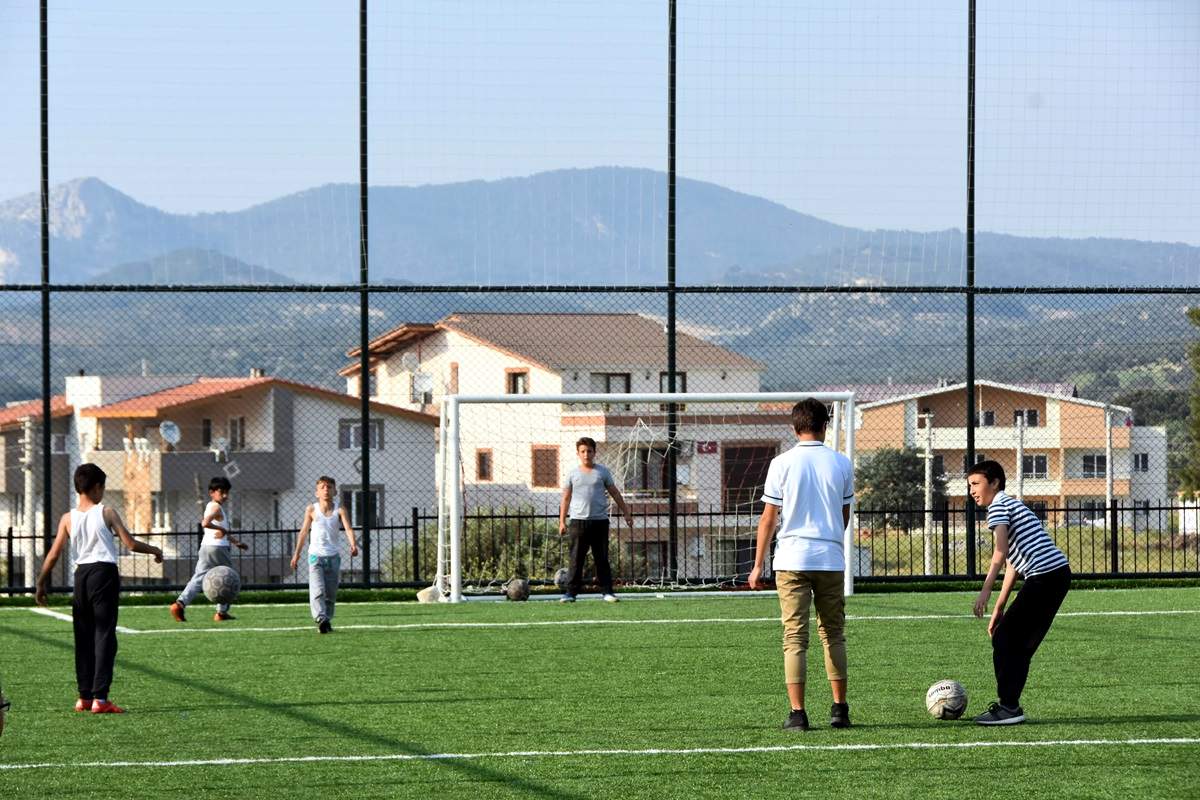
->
<box><xmin>941</xmin><ymin>505</ymin><xmax>951</xmax><ymax>576</ymax></box>
<box><xmin>1110</xmin><ymin>499</ymin><xmax>1120</xmax><ymax>575</ymax></box>
<box><xmin>5</xmin><ymin>526</ymin><xmax>12</xmax><ymax>592</ymax></box>
<box><xmin>411</xmin><ymin>506</ymin><xmax>420</xmax><ymax>583</ymax></box>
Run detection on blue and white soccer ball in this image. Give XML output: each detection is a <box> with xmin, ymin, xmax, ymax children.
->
<box><xmin>203</xmin><ymin>565</ymin><xmax>241</xmax><ymax>605</ymax></box>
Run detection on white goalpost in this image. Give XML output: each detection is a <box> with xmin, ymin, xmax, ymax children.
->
<box><xmin>430</xmin><ymin>391</ymin><xmax>856</xmax><ymax>603</ymax></box>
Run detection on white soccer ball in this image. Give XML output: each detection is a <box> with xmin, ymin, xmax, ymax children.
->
<box><xmin>202</xmin><ymin>565</ymin><xmax>241</xmax><ymax>605</ymax></box>
<box><xmin>926</xmin><ymin>679</ymin><xmax>968</xmax><ymax>720</ymax></box>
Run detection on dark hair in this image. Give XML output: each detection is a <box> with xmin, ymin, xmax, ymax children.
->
<box><xmin>576</xmin><ymin>437</ymin><xmax>597</xmax><ymax>451</ymax></box>
<box><xmin>967</xmin><ymin>459</ymin><xmax>1006</xmax><ymax>490</ymax></box>
<box><xmin>316</xmin><ymin>475</ymin><xmax>337</xmax><ymax>488</ymax></box>
<box><xmin>791</xmin><ymin>398</ymin><xmax>830</xmax><ymax>435</ymax></box>
<box><xmin>74</xmin><ymin>463</ymin><xmax>106</xmax><ymax>494</ymax></box>
<box><xmin>209</xmin><ymin>476</ymin><xmax>232</xmax><ymax>493</ymax></box>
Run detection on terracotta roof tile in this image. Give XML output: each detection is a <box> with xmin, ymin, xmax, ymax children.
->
<box><xmin>0</xmin><ymin>395</ymin><xmax>72</xmax><ymax>430</ymax></box>
<box><xmin>82</xmin><ymin>377</ymin><xmax>437</xmax><ymax>425</ymax></box>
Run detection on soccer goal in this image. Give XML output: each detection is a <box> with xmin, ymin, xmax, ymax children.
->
<box><xmin>428</xmin><ymin>391</ymin><xmax>856</xmax><ymax>602</ymax></box>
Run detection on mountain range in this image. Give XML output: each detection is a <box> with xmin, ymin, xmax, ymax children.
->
<box><xmin>2</xmin><ymin>169</ymin><xmax>1198</xmax><ymax>287</ymax></box>
<box><xmin>0</xmin><ymin>169</ymin><xmax>1197</xmax><ymax>408</ymax></box>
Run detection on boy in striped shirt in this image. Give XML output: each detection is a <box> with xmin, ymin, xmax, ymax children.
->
<box><xmin>967</xmin><ymin>460</ymin><xmax>1071</xmax><ymax>725</ymax></box>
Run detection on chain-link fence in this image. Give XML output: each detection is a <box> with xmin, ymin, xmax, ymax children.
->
<box><xmin>3</xmin><ymin>2</ymin><xmax>1199</xmax><ymax>593</ymax></box>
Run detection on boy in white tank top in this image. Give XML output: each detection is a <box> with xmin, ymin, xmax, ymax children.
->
<box><xmin>36</xmin><ymin>463</ymin><xmax>163</xmax><ymax>714</ymax></box>
<box><xmin>290</xmin><ymin>476</ymin><xmax>358</xmax><ymax>633</ymax></box>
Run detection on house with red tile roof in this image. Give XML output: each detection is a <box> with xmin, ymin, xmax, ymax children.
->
<box><xmin>0</xmin><ymin>372</ymin><xmax>438</xmax><ymax>586</ymax></box>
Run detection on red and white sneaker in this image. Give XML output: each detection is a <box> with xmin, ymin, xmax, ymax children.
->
<box><xmin>90</xmin><ymin>699</ymin><xmax>125</xmax><ymax>714</ymax></box>
<box><xmin>213</xmin><ymin>611</ymin><xmax>236</xmax><ymax>622</ymax></box>
<box><xmin>74</xmin><ymin>698</ymin><xmax>90</xmax><ymax>712</ymax></box>
<box><xmin>170</xmin><ymin>602</ymin><xmax>187</xmax><ymax>622</ymax></box>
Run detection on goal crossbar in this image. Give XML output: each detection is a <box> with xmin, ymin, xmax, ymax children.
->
<box><xmin>437</xmin><ymin>391</ymin><xmax>856</xmax><ymax>602</ymax></box>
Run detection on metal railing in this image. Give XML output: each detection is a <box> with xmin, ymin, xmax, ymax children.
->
<box><xmin>8</xmin><ymin>500</ymin><xmax>1198</xmax><ymax>596</ymax></box>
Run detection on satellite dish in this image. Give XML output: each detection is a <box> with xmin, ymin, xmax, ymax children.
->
<box><xmin>400</xmin><ymin>352</ymin><xmax>419</xmax><ymax>372</ymax></box>
<box><xmin>159</xmin><ymin>420</ymin><xmax>181</xmax><ymax>446</ymax></box>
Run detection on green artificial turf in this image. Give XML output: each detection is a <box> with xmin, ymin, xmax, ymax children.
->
<box><xmin>1</xmin><ymin>588</ymin><xmax>1197</xmax><ymax>798</ymax></box>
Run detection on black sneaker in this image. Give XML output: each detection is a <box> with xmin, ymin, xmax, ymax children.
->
<box><xmin>318</xmin><ymin>618</ymin><xmax>332</xmax><ymax>634</ymax></box>
<box><xmin>830</xmin><ymin>702</ymin><xmax>851</xmax><ymax>729</ymax></box>
<box><xmin>974</xmin><ymin>702</ymin><xmax>1025</xmax><ymax>726</ymax></box>
<box><xmin>783</xmin><ymin>709</ymin><xmax>810</xmax><ymax>731</ymax></box>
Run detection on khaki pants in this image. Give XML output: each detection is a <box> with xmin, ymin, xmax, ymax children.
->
<box><xmin>776</xmin><ymin>570</ymin><xmax>847</xmax><ymax>684</ymax></box>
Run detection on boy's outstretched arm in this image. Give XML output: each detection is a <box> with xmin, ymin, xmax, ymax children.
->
<box><xmin>291</xmin><ymin>507</ymin><xmax>313</xmax><ymax>571</ymax></box>
<box><xmin>606</xmin><ymin>484</ymin><xmax>635</xmax><ymax>528</ymax></box>
<box><xmin>748</xmin><ymin>504</ymin><xmax>779</xmax><ymax>590</ymax></box>
<box><xmin>974</xmin><ymin>524</ymin><xmax>1009</xmax><ymax>617</ymax></box>
<box><xmin>104</xmin><ymin>506</ymin><xmax>164</xmax><ymax>562</ymax></box>
<box><xmin>339</xmin><ymin>506</ymin><xmax>359</xmax><ymax>557</ymax></box>
<box><xmin>35</xmin><ymin>513</ymin><xmax>72</xmax><ymax>606</ymax></box>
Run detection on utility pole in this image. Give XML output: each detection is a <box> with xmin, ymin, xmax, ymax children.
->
<box><xmin>921</xmin><ymin>411</ymin><xmax>934</xmax><ymax>575</ymax></box>
<box><xmin>1105</xmin><ymin>405</ymin><xmax>1114</xmax><ymax>513</ymax></box>
<box><xmin>1015</xmin><ymin>412</ymin><xmax>1026</xmax><ymax>499</ymax></box>
<box><xmin>21</xmin><ymin>416</ymin><xmax>38</xmax><ymax>587</ymax></box>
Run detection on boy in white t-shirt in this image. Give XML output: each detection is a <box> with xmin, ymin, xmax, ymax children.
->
<box><xmin>36</xmin><ymin>463</ymin><xmax>163</xmax><ymax>713</ymax></box>
<box><xmin>749</xmin><ymin>399</ymin><xmax>855</xmax><ymax>732</ymax></box>
<box><xmin>170</xmin><ymin>476</ymin><xmax>247</xmax><ymax>623</ymax></box>
<box><xmin>291</xmin><ymin>476</ymin><xmax>358</xmax><ymax>633</ymax></box>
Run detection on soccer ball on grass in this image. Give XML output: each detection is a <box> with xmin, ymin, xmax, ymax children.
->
<box><xmin>926</xmin><ymin>679</ymin><xmax>968</xmax><ymax>720</ymax></box>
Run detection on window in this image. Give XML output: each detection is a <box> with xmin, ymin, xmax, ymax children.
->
<box><xmin>1135</xmin><ymin>499</ymin><xmax>1151</xmax><ymax>516</ymax></box>
<box><xmin>625</xmin><ymin>446</ymin><xmax>670</xmax><ymax>495</ymax></box>
<box><xmin>531</xmin><ymin>446</ymin><xmax>559</xmax><ymax>488</ymax></box>
<box><xmin>228</xmin><ymin>417</ymin><xmax>246</xmax><ymax>451</ymax></box>
<box><xmin>476</xmin><ymin>449</ymin><xmax>493</xmax><ymax>482</ymax></box>
<box><xmin>980</xmin><ymin>411</ymin><xmax>995</xmax><ymax>427</ymax></box>
<box><xmin>659</xmin><ymin>371</ymin><xmax>687</xmax><ymax>411</ymax></box>
<box><xmin>506</xmin><ymin>370</ymin><xmax>529</xmax><ymax>395</ymax></box>
<box><xmin>932</xmin><ymin>455</ymin><xmax>945</xmax><ymax>477</ymax></box>
<box><xmin>1133</xmin><ymin>453</ymin><xmax>1149</xmax><ymax>473</ymax></box>
<box><xmin>51</xmin><ymin>433</ymin><xmax>68</xmax><ymax>454</ymax></box>
<box><xmin>340</xmin><ymin>487</ymin><xmax>382</xmax><ymax>527</ymax></box>
<box><xmin>338</xmin><ymin>419</ymin><xmax>384</xmax><ymax>451</ymax></box>
<box><xmin>201</xmin><ymin>418</ymin><xmax>212</xmax><ymax>447</ymax></box>
<box><xmin>1082</xmin><ymin>454</ymin><xmax>1107</xmax><ymax>478</ymax></box>
<box><xmin>367</xmin><ymin>370</ymin><xmax>379</xmax><ymax>398</ymax></box>
<box><xmin>1022</xmin><ymin>455</ymin><xmax>1048</xmax><ymax>479</ymax></box>
<box><xmin>1013</xmin><ymin>409</ymin><xmax>1038</xmax><ymax>427</ymax></box>
<box><xmin>410</xmin><ymin>372</ymin><xmax>433</xmax><ymax>405</ymax></box>
<box><xmin>659</xmin><ymin>371</ymin><xmax>687</xmax><ymax>393</ymax></box>
<box><xmin>962</xmin><ymin>453</ymin><xmax>987</xmax><ymax>475</ymax></box>
<box><xmin>590</xmin><ymin>372</ymin><xmax>631</xmax><ymax>394</ymax></box>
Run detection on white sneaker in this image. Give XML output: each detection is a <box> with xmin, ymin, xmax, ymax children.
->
<box><xmin>602</xmin><ymin>593</ymin><xmax>619</xmax><ymax>603</ymax></box>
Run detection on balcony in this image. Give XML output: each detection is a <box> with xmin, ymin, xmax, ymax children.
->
<box><xmin>86</xmin><ymin>448</ymin><xmax>294</xmax><ymax>492</ymax></box>
<box><xmin>916</xmin><ymin>426</ymin><xmax>1062</xmax><ymax>450</ymax></box>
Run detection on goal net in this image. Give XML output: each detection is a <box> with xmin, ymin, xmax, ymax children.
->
<box><xmin>428</xmin><ymin>391</ymin><xmax>856</xmax><ymax>602</ymax></box>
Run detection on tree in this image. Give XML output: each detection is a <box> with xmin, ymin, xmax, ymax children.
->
<box><xmin>1181</xmin><ymin>308</ymin><xmax>1200</xmax><ymax>497</ymax></box>
<box><xmin>856</xmin><ymin>447</ymin><xmax>948</xmax><ymax>530</ymax></box>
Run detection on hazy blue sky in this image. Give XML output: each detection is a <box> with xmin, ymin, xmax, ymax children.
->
<box><xmin>1</xmin><ymin>0</ymin><xmax>1197</xmax><ymax>244</ymax></box>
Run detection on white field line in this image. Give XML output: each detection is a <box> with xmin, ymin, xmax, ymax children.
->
<box><xmin>1</xmin><ymin>737</ymin><xmax>1197</xmax><ymax>772</ymax></box>
<box><xmin>27</xmin><ymin>606</ymin><xmax>139</xmax><ymax>634</ymax></box>
<box><xmin>105</xmin><ymin>608</ymin><xmax>1200</xmax><ymax>635</ymax></box>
